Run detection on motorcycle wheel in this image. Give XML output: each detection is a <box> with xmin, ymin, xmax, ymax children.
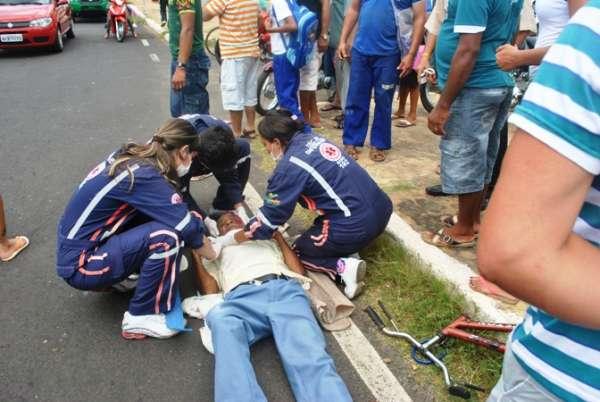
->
<box><xmin>116</xmin><ymin>20</ymin><xmax>125</xmax><ymax>42</ymax></box>
<box><xmin>214</xmin><ymin>39</ymin><xmax>222</xmax><ymax>65</ymax></box>
<box><xmin>419</xmin><ymin>81</ymin><xmax>441</xmax><ymax>113</ymax></box>
<box><xmin>256</xmin><ymin>69</ymin><xmax>278</xmax><ymax>116</ymax></box>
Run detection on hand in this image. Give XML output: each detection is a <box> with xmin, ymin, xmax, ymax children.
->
<box><xmin>415</xmin><ymin>55</ymin><xmax>430</xmax><ymax>77</ymax></box>
<box><xmin>428</xmin><ymin>104</ymin><xmax>450</xmax><ymax>136</ymax></box>
<box><xmin>213</xmin><ymin>229</ymin><xmax>241</xmax><ymax>249</ymax></box>
<box><xmin>317</xmin><ymin>36</ymin><xmax>328</xmax><ymax>53</ymax></box>
<box><xmin>337</xmin><ymin>42</ymin><xmax>350</xmax><ymax>62</ymax></box>
<box><xmin>397</xmin><ymin>54</ymin><xmax>415</xmax><ymax>77</ymax></box>
<box><xmin>203</xmin><ymin>216</ymin><xmax>219</xmax><ymax>237</ymax></box>
<box><xmin>496</xmin><ymin>44</ymin><xmax>522</xmax><ymax>71</ymax></box>
<box><xmin>172</xmin><ymin>67</ymin><xmax>186</xmax><ymax>91</ymax></box>
<box><xmin>204</xmin><ymin>237</ymin><xmax>222</xmax><ymax>261</ymax></box>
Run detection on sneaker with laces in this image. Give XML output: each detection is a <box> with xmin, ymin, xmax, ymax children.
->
<box><xmin>337</xmin><ymin>257</ymin><xmax>366</xmax><ymax>299</ymax></box>
<box><xmin>121</xmin><ymin>311</ymin><xmax>180</xmax><ymax>340</ymax></box>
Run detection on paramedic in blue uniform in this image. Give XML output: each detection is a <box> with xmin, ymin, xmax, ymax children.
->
<box><xmin>56</xmin><ymin>118</ymin><xmax>221</xmax><ymax>340</ymax></box>
<box><xmin>177</xmin><ymin>114</ymin><xmax>251</xmax><ymax>221</ymax></box>
<box><xmin>216</xmin><ymin>110</ymin><xmax>393</xmax><ymax>299</ymax></box>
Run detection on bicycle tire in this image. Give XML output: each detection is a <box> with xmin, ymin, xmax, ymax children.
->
<box><xmin>204</xmin><ymin>26</ymin><xmax>219</xmax><ymax>57</ymax></box>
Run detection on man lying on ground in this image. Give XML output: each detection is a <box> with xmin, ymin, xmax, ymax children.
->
<box><xmin>192</xmin><ymin>212</ymin><xmax>353</xmax><ymax>402</ymax></box>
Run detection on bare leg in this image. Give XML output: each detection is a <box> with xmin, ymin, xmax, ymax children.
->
<box><xmin>395</xmin><ymin>86</ymin><xmax>409</xmax><ymax>118</ymax></box>
<box><xmin>299</xmin><ymin>90</ymin><xmax>311</xmax><ymax>124</ymax></box>
<box><xmin>444</xmin><ymin>190</ymin><xmax>484</xmax><ymax>241</ymax></box>
<box><xmin>229</xmin><ymin>110</ymin><xmax>243</xmax><ymax>138</ymax></box>
<box><xmin>308</xmin><ymin>90</ymin><xmax>320</xmax><ymax>126</ymax></box>
<box><xmin>243</xmin><ymin>106</ymin><xmax>256</xmax><ymax>133</ymax></box>
<box><xmin>0</xmin><ymin>195</ymin><xmax>28</xmax><ymax>261</ymax></box>
<box><xmin>407</xmin><ymin>86</ymin><xmax>419</xmax><ymax>124</ymax></box>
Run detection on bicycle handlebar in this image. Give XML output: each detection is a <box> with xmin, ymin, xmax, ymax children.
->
<box><xmin>365</xmin><ymin>306</ymin><xmax>385</xmax><ymax>330</ymax></box>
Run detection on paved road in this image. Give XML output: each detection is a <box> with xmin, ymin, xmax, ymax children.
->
<box><xmin>0</xmin><ymin>22</ymin><xmax>375</xmax><ymax>401</ymax></box>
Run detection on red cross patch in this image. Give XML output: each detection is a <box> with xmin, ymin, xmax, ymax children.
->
<box><xmin>319</xmin><ymin>143</ymin><xmax>342</xmax><ymax>162</ymax></box>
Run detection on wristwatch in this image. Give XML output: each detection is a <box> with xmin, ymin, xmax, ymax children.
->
<box><xmin>320</xmin><ymin>33</ymin><xmax>329</xmax><ymax>41</ymax></box>
<box><xmin>176</xmin><ymin>61</ymin><xmax>187</xmax><ymax>70</ymax></box>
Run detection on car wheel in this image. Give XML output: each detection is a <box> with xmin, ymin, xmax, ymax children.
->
<box><xmin>52</xmin><ymin>27</ymin><xmax>64</xmax><ymax>52</ymax></box>
<box><xmin>66</xmin><ymin>21</ymin><xmax>75</xmax><ymax>39</ymax></box>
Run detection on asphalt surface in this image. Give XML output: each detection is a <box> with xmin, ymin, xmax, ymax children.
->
<box><xmin>0</xmin><ymin>22</ymin><xmax>375</xmax><ymax>402</ymax></box>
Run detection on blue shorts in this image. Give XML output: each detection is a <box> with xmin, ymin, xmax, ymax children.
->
<box><xmin>440</xmin><ymin>87</ymin><xmax>512</xmax><ymax>194</ymax></box>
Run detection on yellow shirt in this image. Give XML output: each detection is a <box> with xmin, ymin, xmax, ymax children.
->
<box><xmin>204</xmin><ymin>239</ymin><xmax>310</xmax><ymax>294</ymax></box>
<box><xmin>205</xmin><ymin>0</ymin><xmax>260</xmax><ymax>59</ymax></box>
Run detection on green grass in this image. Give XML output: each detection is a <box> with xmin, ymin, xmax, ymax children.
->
<box><xmin>382</xmin><ymin>181</ymin><xmax>417</xmax><ymax>193</ymax></box>
<box><xmin>360</xmin><ymin>235</ymin><xmax>504</xmax><ymax>401</ymax></box>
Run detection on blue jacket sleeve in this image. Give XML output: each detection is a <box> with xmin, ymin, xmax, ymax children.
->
<box><xmin>114</xmin><ymin>166</ymin><xmax>205</xmax><ymax>248</ymax></box>
<box><xmin>244</xmin><ymin>164</ymin><xmax>308</xmax><ymax>240</ymax></box>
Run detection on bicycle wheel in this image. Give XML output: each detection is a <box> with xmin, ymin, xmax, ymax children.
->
<box><xmin>204</xmin><ymin>26</ymin><xmax>219</xmax><ymax>57</ymax></box>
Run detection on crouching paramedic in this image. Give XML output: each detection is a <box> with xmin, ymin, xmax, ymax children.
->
<box><xmin>56</xmin><ymin>118</ymin><xmax>219</xmax><ymax>339</ymax></box>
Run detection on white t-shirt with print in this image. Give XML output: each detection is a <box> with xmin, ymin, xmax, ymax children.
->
<box><xmin>270</xmin><ymin>0</ymin><xmax>293</xmax><ymax>55</ymax></box>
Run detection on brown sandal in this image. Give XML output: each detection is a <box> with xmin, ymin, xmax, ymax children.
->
<box><xmin>421</xmin><ymin>228</ymin><xmax>476</xmax><ymax>248</ymax></box>
<box><xmin>241</xmin><ymin>129</ymin><xmax>256</xmax><ymax>139</ymax></box>
<box><xmin>344</xmin><ymin>145</ymin><xmax>360</xmax><ymax>160</ymax></box>
<box><xmin>369</xmin><ymin>147</ymin><xmax>386</xmax><ymax>162</ymax></box>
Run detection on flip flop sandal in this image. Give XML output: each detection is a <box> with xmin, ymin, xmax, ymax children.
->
<box><xmin>392</xmin><ymin>113</ymin><xmax>405</xmax><ymax>120</ymax></box>
<box><xmin>421</xmin><ymin>228</ymin><xmax>476</xmax><ymax>248</ymax></box>
<box><xmin>241</xmin><ymin>129</ymin><xmax>256</xmax><ymax>139</ymax></box>
<box><xmin>369</xmin><ymin>147</ymin><xmax>386</xmax><ymax>162</ymax></box>
<box><xmin>441</xmin><ymin>215</ymin><xmax>458</xmax><ymax>227</ymax></box>
<box><xmin>394</xmin><ymin>118</ymin><xmax>416</xmax><ymax>128</ymax></box>
<box><xmin>1</xmin><ymin>236</ymin><xmax>29</xmax><ymax>262</ymax></box>
<box><xmin>344</xmin><ymin>145</ymin><xmax>360</xmax><ymax>160</ymax></box>
<box><xmin>320</xmin><ymin>103</ymin><xmax>341</xmax><ymax>112</ymax></box>
<box><xmin>333</xmin><ymin>113</ymin><xmax>344</xmax><ymax>129</ymax></box>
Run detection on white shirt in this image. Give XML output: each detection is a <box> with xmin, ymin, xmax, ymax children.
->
<box><xmin>270</xmin><ymin>0</ymin><xmax>292</xmax><ymax>55</ymax></box>
<box><xmin>531</xmin><ymin>0</ymin><xmax>569</xmax><ymax>75</ymax></box>
<box><xmin>203</xmin><ymin>239</ymin><xmax>309</xmax><ymax>294</ymax></box>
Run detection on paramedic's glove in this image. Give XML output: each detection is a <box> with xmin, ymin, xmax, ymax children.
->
<box><xmin>204</xmin><ymin>217</ymin><xmax>219</xmax><ymax>237</ymax></box>
<box><xmin>235</xmin><ymin>206</ymin><xmax>250</xmax><ymax>224</ymax></box>
<box><xmin>213</xmin><ymin>229</ymin><xmax>241</xmax><ymax>250</ymax></box>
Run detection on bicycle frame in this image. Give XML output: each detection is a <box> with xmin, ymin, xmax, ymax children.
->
<box><xmin>441</xmin><ymin>315</ymin><xmax>514</xmax><ymax>353</ymax></box>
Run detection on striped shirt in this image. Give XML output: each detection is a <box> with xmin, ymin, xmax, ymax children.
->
<box><xmin>507</xmin><ymin>2</ymin><xmax>600</xmax><ymax>401</ymax></box>
<box><xmin>205</xmin><ymin>0</ymin><xmax>260</xmax><ymax>59</ymax></box>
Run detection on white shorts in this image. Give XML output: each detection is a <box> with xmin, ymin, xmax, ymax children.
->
<box><xmin>299</xmin><ymin>49</ymin><xmax>323</xmax><ymax>91</ymax></box>
<box><xmin>220</xmin><ymin>57</ymin><xmax>259</xmax><ymax>111</ymax></box>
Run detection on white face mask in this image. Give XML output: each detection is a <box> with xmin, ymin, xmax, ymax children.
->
<box><xmin>176</xmin><ymin>160</ymin><xmax>192</xmax><ymax>177</ymax></box>
<box><xmin>269</xmin><ymin>143</ymin><xmax>283</xmax><ymax>161</ymax></box>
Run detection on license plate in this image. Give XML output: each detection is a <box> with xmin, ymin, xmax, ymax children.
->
<box><xmin>0</xmin><ymin>34</ymin><xmax>23</xmax><ymax>43</ymax></box>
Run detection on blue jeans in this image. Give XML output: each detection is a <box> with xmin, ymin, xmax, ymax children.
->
<box><xmin>440</xmin><ymin>87</ymin><xmax>512</xmax><ymax>194</ymax></box>
<box><xmin>170</xmin><ymin>49</ymin><xmax>210</xmax><ymax>117</ymax></box>
<box><xmin>343</xmin><ymin>49</ymin><xmax>400</xmax><ymax>150</ymax></box>
<box><xmin>206</xmin><ymin>279</ymin><xmax>352</xmax><ymax>402</ymax></box>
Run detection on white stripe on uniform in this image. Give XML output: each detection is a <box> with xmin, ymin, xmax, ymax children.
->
<box><xmin>175</xmin><ymin>212</ymin><xmax>191</xmax><ymax>231</ymax></box>
<box><xmin>289</xmin><ymin>156</ymin><xmax>352</xmax><ymax>217</ymax></box>
<box><xmin>530</xmin><ymin>322</ymin><xmax>600</xmax><ymax>368</ymax></box>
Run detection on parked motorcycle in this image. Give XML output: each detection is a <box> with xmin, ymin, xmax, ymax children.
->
<box><xmin>106</xmin><ymin>0</ymin><xmax>130</xmax><ymax>42</ymax></box>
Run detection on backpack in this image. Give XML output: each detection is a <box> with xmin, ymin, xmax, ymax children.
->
<box><xmin>272</xmin><ymin>0</ymin><xmax>319</xmax><ymax>69</ymax></box>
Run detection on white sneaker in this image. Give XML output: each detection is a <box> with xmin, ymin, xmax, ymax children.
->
<box><xmin>182</xmin><ymin>293</ymin><xmax>224</xmax><ymax>319</ymax></box>
<box><xmin>121</xmin><ymin>311</ymin><xmax>180</xmax><ymax>340</ymax></box>
<box><xmin>337</xmin><ymin>257</ymin><xmax>367</xmax><ymax>299</ymax></box>
<box><xmin>112</xmin><ymin>273</ymin><xmax>139</xmax><ymax>293</ymax></box>
<box><xmin>199</xmin><ymin>324</ymin><xmax>214</xmax><ymax>354</ymax></box>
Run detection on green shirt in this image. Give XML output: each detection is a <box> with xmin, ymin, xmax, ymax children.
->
<box><xmin>167</xmin><ymin>0</ymin><xmax>204</xmax><ymax>59</ymax></box>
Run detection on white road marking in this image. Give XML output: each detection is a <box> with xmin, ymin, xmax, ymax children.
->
<box><xmin>149</xmin><ymin>53</ymin><xmax>160</xmax><ymax>63</ymax></box>
<box><xmin>141</xmin><ymin>39</ymin><xmax>149</xmax><ymax>47</ymax></box>
<box><xmin>242</xmin><ymin>184</ymin><xmax>412</xmax><ymax>402</ymax></box>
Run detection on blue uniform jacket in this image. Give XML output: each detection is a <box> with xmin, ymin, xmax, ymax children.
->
<box><xmin>245</xmin><ymin>132</ymin><xmax>392</xmax><ymax>241</ymax></box>
<box><xmin>56</xmin><ymin>154</ymin><xmax>205</xmax><ymax>278</ymax></box>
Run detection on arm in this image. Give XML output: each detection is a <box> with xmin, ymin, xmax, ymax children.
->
<box><xmin>337</xmin><ymin>0</ymin><xmax>360</xmax><ymax>60</ymax></box>
<box><xmin>202</xmin><ymin>0</ymin><xmax>222</xmax><ymax>21</ymax></box>
<box><xmin>398</xmin><ymin>1</ymin><xmax>427</xmax><ymax>77</ymax></box>
<box><xmin>478</xmin><ymin>131</ymin><xmax>599</xmax><ymax>328</ymax></box>
<box><xmin>416</xmin><ymin>33</ymin><xmax>437</xmax><ymax>77</ymax></box>
<box><xmin>273</xmin><ymin>231</ymin><xmax>305</xmax><ymax>275</ymax></box>
<box><xmin>172</xmin><ymin>11</ymin><xmax>195</xmax><ymax>91</ymax></box>
<box><xmin>191</xmin><ymin>250</ymin><xmax>221</xmax><ymax>294</ymax></box>
<box><xmin>317</xmin><ymin>0</ymin><xmax>331</xmax><ymax>53</ymax></box>
<box><xmin>427</xmin><ymin>32</ymin><xmax>482</xmax><ymax>135</ymax></box>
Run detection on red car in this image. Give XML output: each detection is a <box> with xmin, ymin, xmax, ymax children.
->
<box><xmin>0</xmin><ymin>0</ymin><xmax>74</xmax><ymax>52</ymax></box>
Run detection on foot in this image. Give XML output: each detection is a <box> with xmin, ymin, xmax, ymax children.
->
<box><xmin>241</xmin><ymin>128</ymin><xmax>256</xmax><ymax>139</ymax></box>
<box><xmin>104</xmin><ymin>31</ymin><xmax>109</xmax><ymax>39</ymax></box>
<box><xmin>440</xmin><ymin>215</ymin><xmax>480</xmax><ymax>234</ymax></box>
<box><xmin>392</xmin><ymin>112</ymin><xmax>405</xmax><ymax>120</ymax></box>
<box><xmin>469</xmin><ymin>276</ymin><xmax>519</xmax><ymax>304</ymax></box>
<box><xmin>160</xmin><ymin>19</ymin><xmax>167</xmax><ymax>27</ymax></box>
<box><xmin>421</xmin><ymin>228</ymin><xmax>476</xmax><ymax>248</ymax></box>
<box><xmin>393</xmin><ymin>118</ymin><xmax>416</xmax><ymax>128</ymax></box>
<box><xmin>121</xmin><ymin>311</ymin><xmax>180</xmax><ymax>339</ymax></box>
<box><xmin>0</xmin><ymin>236</ymin><xmax>29</xmax><ymax>262</ymax></box>
<box><xmin>337</xmin><ymin>257</ymin><xmax>366</xmax><ymax>299</ymax></box>
<box><xmin>425</xmin><ymin>184</ymin><xmax>451</xmax><ymax>197</ymax></box>
<box><xmin>369</xmin><ymin>147</ymin><xmax>386</xmax><ymax>162</ymax></box>
<box><xmin>112</xmin><ymin>273</ymin><xmax>139</xmax><ymax>292</ymax></box>
<box><xmin>344</xmin><ymin>145</ymin><xmax>360</xmax><ymax>160</ymax></box>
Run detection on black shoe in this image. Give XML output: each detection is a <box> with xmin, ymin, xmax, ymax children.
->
<box><xmin>425</xmin><ymin>184</ymin><xmax>451</xmax><ymax>197</ymax></box>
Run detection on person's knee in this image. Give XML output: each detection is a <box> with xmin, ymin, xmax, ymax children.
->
<box><xmin>206</xmin><ymin>305</ymin><xmax>245</xmax><ymax>333</ymax></box>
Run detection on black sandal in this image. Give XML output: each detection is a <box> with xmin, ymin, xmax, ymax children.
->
<box><xmin>241</xmin><ymin>129</ymin><xmax>256</xmax><ymax>139</ymax></box>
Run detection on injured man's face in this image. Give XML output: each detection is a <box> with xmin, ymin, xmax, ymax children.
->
<box><xmin>217</xmin><ymin>212</ymin><xmax>244</xmax><ymax>235</ymax></box>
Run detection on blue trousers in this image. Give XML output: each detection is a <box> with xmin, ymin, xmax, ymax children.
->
<box><xmin>170</xmin><ymin>49</ymin><xmax>211</xmax><ymax>117</ymax></box>
<box><xmin>206</xmin><ymin>279</ymin><xmax>352</xmax><ymax>402</ymax></box>
<box><xmin>272</xmin><ymin>54</ymin><xmax>304</xmax><ymax>121</ymax></box>
<box><xmin>343</xmin><ymin>49</ymin><xmax>400</xmax><ymax>150</ymax></box>
<box><xmin>66</xmin><ymin>221</ymin><xmax>182</xmax><ymax>316</ymax></box>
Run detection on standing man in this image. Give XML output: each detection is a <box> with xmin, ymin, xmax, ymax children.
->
<box><xmin>203</xmin><ymin>0</ymin><xmax>261</xmax><ymax>139</ymax></box>
<box><xmin>168</xmin><ymin>0</ymin><xmax>210</xmax><ymax>117</ymax></box>
<box><xmin>423</xmin><ymin>0</ymin><xmax>523</xmax><ymax>248</ymax></box>
<box><xmin>297</xmin><ymin>0</ymin><xmax>330</xmax><ymax>128</ymax></box>
<box><xmin>339</xmin><ymin>0</ymin><xmax>424</xmax><ymax>163</ymax></box>
<box><xmin>479</xmin><ymin>2</ymin><xmax>600</xmax><ymax>399</ymax></box>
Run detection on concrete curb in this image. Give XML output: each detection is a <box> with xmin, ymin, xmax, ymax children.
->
<box><xmin>129</xmin><ymin>4</ymin><xmax>168</xmax><ymax>41</ymax></box>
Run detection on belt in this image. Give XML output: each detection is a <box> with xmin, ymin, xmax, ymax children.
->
<box><xmin>231</xmin><ymin>273</ymin><xmax>289</xmax><ymax>293</ymax></box>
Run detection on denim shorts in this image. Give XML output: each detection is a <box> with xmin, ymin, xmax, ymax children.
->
<box><xmin>170</xmin><ymin>48</ymin><xmax>211</xmax><ymax>117</ymax></box>
<box><xmin>440</xmin><ymin>86</ymin><xmax>512</xmax><ymax>194</ymax></box>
